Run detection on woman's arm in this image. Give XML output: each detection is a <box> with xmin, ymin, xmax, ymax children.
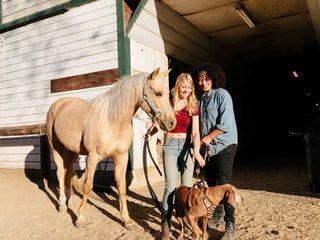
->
<box><xmin>192</xmin><ymin>115</ymin><xmax>206</xmax><ymax>167</ymax></box>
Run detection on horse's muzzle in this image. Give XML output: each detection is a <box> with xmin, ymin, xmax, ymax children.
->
<box><xmin>158</xmin><ymin>113</ymin><xmax>176</xmax><ymax>131</ymax></box>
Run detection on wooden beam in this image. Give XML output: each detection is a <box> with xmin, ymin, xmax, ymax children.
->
<box><xmin>51</xmin><ymin>68</ymin><xmax>119</xmax><ymax>93</ymax></box>
<box><xmin>307</xmin><ymin>0</ymin><xmax>320</xmax><ymax>46</ymax></box>
<box><xmin>117</xmin><ymin>0</ymin><xmax>131</xmax><ymax>77</ymax></box>
<box><xmin>0</xmin><ymin>124</ymin><xmax>46</xmax><ymax>136</ymax></box>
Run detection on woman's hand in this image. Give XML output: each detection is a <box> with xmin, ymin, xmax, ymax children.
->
<box><xmin>193</xmin><ymin>151</ymin><xmax>206</xmax><ymax>167</ymax></box>
<box><xmin>144</xmin><ymin>132</ymin><xmax>151</xmax><ymax>140</ymax></box>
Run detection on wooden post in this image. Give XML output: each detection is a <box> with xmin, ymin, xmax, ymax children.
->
<box><xmin>40</xmin><ymin>134</ymin><xmax>51</xmax><ymax>189</ymax></box>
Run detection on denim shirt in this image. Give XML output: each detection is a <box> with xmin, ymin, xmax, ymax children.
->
<box><xmin>200</xmin><ymin>88</ymin><xmax>238</xmax><ymax>155</ymax></box>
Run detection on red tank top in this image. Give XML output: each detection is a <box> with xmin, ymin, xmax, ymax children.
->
<box><xmin>169</xmin><ymin>105</ymin><xmax>199</xmax><ymax>133</ymax></box>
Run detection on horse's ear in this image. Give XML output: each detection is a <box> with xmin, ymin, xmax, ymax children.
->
<box><xmin>150</xmin><ymin>67</ymin><xmax>161</xmax><ymax>80</ymax></box>
<box><xmin>160</xmin><ymin>68</ymin><xmax>171</xmax><ymax>77</ymax></box>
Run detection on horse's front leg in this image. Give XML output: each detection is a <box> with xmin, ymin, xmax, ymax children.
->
<box><xmin>75</xmin><ymin>152</ymin><xmax>99</xmax><ymax>228</ymax></box>
<box><xmin>114</xmin><ymin>153</ymin><xmax>134</xmax><ymax>230</ymax></box>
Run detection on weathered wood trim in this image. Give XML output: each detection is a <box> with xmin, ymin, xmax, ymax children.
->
<box><xmin>117</xmin><ymin>0</ymin><xmax>131</xmax><ymax>77</ymax></box>
<box><xmin>50</xmin><ymin>68</ymin><xmax>119</xmax><ymax>93</ymax></box>
<box><xmin>0</xmin><ymin>0</ymin><xmax>98</xmax><ymax>34</ymax></box>
<box><xmin>0</xmin><ymin>0</ymin><xmax>2</xmax><ymax>24</ymax></box>
<box><xmin>0</xmin><ymin>3</ymin><xmax>68</xmax><ymax>33</ymax></box>
<box><xmin>0</xmin><ymin>124</ymin><xmax>46</xmax><ymax>136</ymax></box>
<box><xmin>123</xmin><ymin>2</ymin><xmax>133</xmax><ymax>28</ymax></box>
<box><xmin>126</xmin><ymin>0</ymin><xmax>148</xmax><ymax>35</ymax></box>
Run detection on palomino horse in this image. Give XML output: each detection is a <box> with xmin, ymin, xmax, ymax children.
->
<box><xmin>46</xmin><ymin>68</ymin><xmax>176</xmax><ymax>228</ymax></box>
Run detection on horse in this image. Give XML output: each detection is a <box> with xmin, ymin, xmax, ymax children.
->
<box><xmin>46</xmin><ymin>68</ymin><xmax>176</xmax><ymax>229</ymax></box>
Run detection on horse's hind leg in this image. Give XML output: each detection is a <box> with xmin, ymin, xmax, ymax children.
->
<box><xmin>76</xmin><ymin>152</ymin><xmax>99</xmax><ymax>228</ymax></box>
<box><xmin>114</xmin><ymin>153</ymin><xmax>134</xmax><ymax>229</ymax></box>
<box><xmin>65</xmin><ymin>151</ymin><xmax>79</xmax><ymax>207</ymax></box>
<box><xmin>52</xmin><ymin>148</ymin><xmax>67</xmax><ymax>213</ymax></box>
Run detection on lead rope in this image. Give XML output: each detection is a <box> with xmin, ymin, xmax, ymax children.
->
<box><xmin>143</xmin><ymin>126</ymin><xmax>163</xmax><ymax>212</ymax></box>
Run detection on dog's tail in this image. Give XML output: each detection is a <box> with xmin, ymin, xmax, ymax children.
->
<box><xmin>233</xmin><ymin>186</ymin><xmax>243</xmax><ymax>204</ymax></box>
<box><xmin>226</xmin><ymin>184</ymin><xmax>243</xmax><ymax>204</ymax></box>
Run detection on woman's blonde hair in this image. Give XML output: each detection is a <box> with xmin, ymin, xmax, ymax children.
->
<box><xmin>171</xmin><ymin>73</ymin><xmax>198</xmax><ymax>116</ymax></box>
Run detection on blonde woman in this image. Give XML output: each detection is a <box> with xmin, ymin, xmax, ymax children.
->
<box><xmin>160</xmin><ymin>73</ymin><xmax>205</xmax><ymax>239</ymax></box>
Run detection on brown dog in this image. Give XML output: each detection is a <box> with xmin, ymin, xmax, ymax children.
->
<box><xmin>175</xmin><ymin>183</ymin><xmax>242</xmax><ymax>240</ymax></box>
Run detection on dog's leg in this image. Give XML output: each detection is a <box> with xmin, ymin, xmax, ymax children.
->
<box><xmin>187</xmin><ymin>213</ymin><xmax>201</xmax><ymax>240</ymax></box>
<box><xmin>194</xmin><ymin>217</ymin><xmax>203</xmax><ymax>236</ymax></box>
<box><xmin>201</xmin><ymin>216</ymin><xmax>208</xmax><ymax>240</ymax></box>
<box><xmin>176</xmin><ymin>216</ymin><xmax>184</xmax><ymax>240</ymax></box>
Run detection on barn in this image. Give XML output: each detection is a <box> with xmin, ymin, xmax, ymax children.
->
<box><xmin>0</xmin><ymin>0</ymin><xmax>319</xmax><ymax>189</ymax></box>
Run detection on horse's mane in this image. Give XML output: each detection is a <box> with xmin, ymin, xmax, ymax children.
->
<box><xmin>89</xmin><ymin>72</ymin><xmax>147</xmax><ymax>122</ymax></box>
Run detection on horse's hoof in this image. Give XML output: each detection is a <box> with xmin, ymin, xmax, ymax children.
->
<box><xmin>67</xmin><ymin>200</ymin><xmax>73</xmax><ymax>208</ymax></box>
<box><xmin>124</xmin><ymin>222</ymin><xmax>135</xmax><ymax>231</ymax></box>
<box><xmin>75</xmin><ymin>219</ymin><xmax>87</xmax><ymax>228</ymax></box>
<box><xmin>58</xmin><ymin>205</ymin><xmax>67</xmax><ymax>213</ymax></box>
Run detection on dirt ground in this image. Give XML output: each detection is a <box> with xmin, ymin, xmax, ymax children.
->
<box><xmin>1</xmin><ymin>155</ymin><xmax>320</xmax><ymax>240</ymax></box>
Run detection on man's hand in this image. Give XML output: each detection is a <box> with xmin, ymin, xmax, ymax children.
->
<box><xmin>201</xmin><ymin>135</ymin><xmax>217</xmax><ymax>146</ymax></box>
<box><xmin>201</xmin><ymin>135</ymin><xmax>212</xmax><ymax>145</ymax></box>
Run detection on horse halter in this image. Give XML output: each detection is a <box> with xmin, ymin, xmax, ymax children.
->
<box><xmin>141</xmin><ymin>74</ymin><xmax>172</xmax><ymax>123</ymax></box>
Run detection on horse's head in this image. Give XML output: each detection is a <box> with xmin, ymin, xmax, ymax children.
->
<box><xmin>140</xmin><ymin>68</ymin><xmax>176</xmax><ymax>131</ymax></box>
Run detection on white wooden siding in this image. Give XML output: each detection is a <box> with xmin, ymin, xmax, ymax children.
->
<box><xmin>130</xmin><ymin>39</ymin><xmax>168</xmax><ymax>170</ymax></box>
<box><xmin>130</xmin><ymin>39</ymin><xmax>168</xmax><ymax>73</ymax></box>
<box><xmin>0</xmin><ymin>0</ymin><xmax>118</xmax><ymax>127</ymax></box>
<box><xmin>0</xmin><ymin>136</ymin><xmax>41</xmax><ymax>169</ymax></box>
<box><xmin>0</xmin><ymin>0</ymin><xmax>118</xmax><ymax>170</ymax></box>
<box><xmin>2</xmin><ymin>0</ymin><xmax>69</xmax><ymax>23</ymax></box>
<box><xmin>0</xmin><ymin>135</ymin><xmax>114</xmax><ymax>170</ymax></box>
<box><xmin>127</xmin><ymin>0</ymin><xmax>233</xmax><ymax>66</ymax></box>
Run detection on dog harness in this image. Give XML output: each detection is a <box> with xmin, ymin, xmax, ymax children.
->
<box><xmin>196</xmin><ymin>181</ymin><xmax>217</xmax><ymax>217</ymax></box>
<box><xmin>186</xmin><ymin>181</ymin><xmax>218</xmax><ymax>218</ymax></box>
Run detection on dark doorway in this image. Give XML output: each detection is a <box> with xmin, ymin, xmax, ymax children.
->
<box><xmin>233</xmin><ymin>44</ymin><xmax>320</xmax><ymax>166</ymax></box>
<box><xmin>168</xmin><ymin>56</ymin><xmax>192</xmax><ymax>91</ymax></box>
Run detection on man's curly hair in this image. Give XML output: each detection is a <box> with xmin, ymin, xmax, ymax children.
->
<box><xmin>192</xmin><ymin>63</ymin><xmax>226</xmax><ymax>89</ymax></box>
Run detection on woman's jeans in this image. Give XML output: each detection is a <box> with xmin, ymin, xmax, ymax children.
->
<box><xmin>162</xmin><ymin>138</ymin><xmax>195</xmax><ymax>212</ymax></box>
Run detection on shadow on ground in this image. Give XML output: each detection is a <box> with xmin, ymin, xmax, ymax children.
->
<box><xmin>233</xmin><ymin>151</ymin><xmax>320</xmax><ymax>198</ymax></box>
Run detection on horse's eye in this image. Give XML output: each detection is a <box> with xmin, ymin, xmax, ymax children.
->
<box><xmin>155</xmin><ymin>91</ymin><xmax>162</xmax><ymax>97</ymax></box>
